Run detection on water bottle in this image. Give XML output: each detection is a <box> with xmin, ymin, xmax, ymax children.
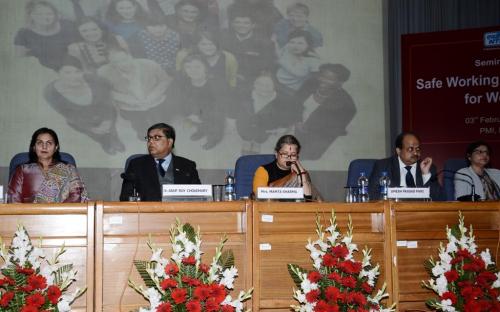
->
<box><xmin>224</xmin><ymin>170</ymin><xmax>236</xmax><ymax>201</ymax></box>
<box><xmin>379</xmin><ymin>171</ymin><xmax>391</xmax><ymax>200</ymax></box>
<box><xmin>357</xmin><ymin>172</ymin><xmax>369</xmax><ymax>202</ymax></box>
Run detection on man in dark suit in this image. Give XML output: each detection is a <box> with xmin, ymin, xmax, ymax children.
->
<box><xmin>120</xmin><ymin>123</ymin><xmax>201</xmax><ymax>201</ymax></box>
<box><xmin>368</xmin><ymin>132</ymin><xmax>442</xmax><ymax>200</ymax></box>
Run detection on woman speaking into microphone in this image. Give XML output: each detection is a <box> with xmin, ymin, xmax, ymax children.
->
<box><xmin>252</xmin><ymin>134</ymin><xmax>322</xmax><ymax>201</ymax></box>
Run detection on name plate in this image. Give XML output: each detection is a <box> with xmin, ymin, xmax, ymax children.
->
<box><xmin>162</xmin><ymin>184</ymin><xmax>213</xmax><ymax>197</ymax></box>
<box><xmin>257</xmin><ymin>187</ymin><xmax>303</xmax><ymax>199</ymax></box>
<box><xmin>388</xmin><ymin>187</ymin><xmax>430</xmax><ymax>199</ymax></box>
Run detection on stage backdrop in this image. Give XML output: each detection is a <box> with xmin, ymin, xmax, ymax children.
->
<box><xmin>402</xmin><ymin>26</ymin><xmax>500</xmax><ymax>169</ymax></box>
<box><xmin>0</xmin><ymin>0</ymin><xmax>386</xmax><ymax>200</ymax></box>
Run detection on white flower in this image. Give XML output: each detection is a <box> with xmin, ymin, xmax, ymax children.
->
<box><xmin>294</xmin><ymin>290</ymin><xmax>306</xmax><ymax>303</ymax></box>
<box><xmin>220</xmin><ymin>266</ymin><xmax>238</xmax><ymax>289</ymax></box>
<box><xmin>145</xmin><ymin>287</ymin><xmax>162</xmax><ymax>309</ymax></box>
<box><xmin>313</xmin><ymin>239</ymin><xmax>328</xmax><ymax>252</ymax></box>
<box><xmin>436</xmin><ymin>275</ymin><xmax>448</xmax><ymax>296</ymax></box>
<box><xmin>440</xmin><ymin>299</ymin><xmax>456</xmax><ymax>312</ymax></box>
<box><xmin>492</xmin><ymin>272</ymin><xmax>500</xmax><ymax>288</ymax></box>
<box><xmin>300</xmin><ymin>277</ymin><xmax>318</xmax><ymax>293</ymax></box>
<box><xmin>480</xmin><ymin>249</ymin><xmax>494</xmax><ymax>267</ymax></box>
<box><xmin>57</xmin><ymin>299</ymin><xmax>71</xmax><ymax>312</ymax></box>
<box><xmin>150</xmin><ymin>248</ymin><xmax>163</xmax><ymax>262</ymax></box>
<box><xmin>432</xmin><ymin>264</ymin><xmax>445</xmax><ymax>277</ymax></box>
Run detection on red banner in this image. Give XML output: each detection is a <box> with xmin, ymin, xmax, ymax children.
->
<box><xmin>402</xmin><ymin>27</ymin><xmax>500</xmax><ymax>168</ymax></box>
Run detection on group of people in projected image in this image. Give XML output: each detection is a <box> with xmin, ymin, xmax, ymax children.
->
<box><xmin>14</xmin><ymin>0</ymin><xmax>356</xmax><ymax>159</ymax></box>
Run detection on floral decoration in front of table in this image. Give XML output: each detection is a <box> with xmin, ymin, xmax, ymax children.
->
<box><xmin>422</xmin><ymin>212</ymin><xmax>500</xmax><ymax>312</ymax></box>
<box><xmin>128</xmin><ymin>220</ymin><xmax>253</xmax><ymax>312</ymax></box>
<box><xmin>288</xmin><ymin>211</ymin><xmax>395</xmax><ymax>312</ymax></box>
<box><xmin>0</xmin><ymin>225</ymin><xmax>86</xmax><ymax>312</ymax></box>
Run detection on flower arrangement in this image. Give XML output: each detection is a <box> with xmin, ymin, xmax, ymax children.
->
<box><xmin>288</xmin><ymin>211</ymin><xmax>395</xmax><ymax>312</ymax></box>
<box><xmin>0</xmin><ymin>225</ymin><xmax>86</xmax><ymax>312</ymax></box>
<box><xmin>422</xmin><ymin>212</ymin><xmax>500</xmax><ymax>312</ymax></box>
<box><xmin>128</xmin><ymin>220</ymin><xmax>253</xmax><ymax>312</ymax></box>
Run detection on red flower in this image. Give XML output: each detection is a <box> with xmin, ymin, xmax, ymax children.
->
<box><xmin>327</xmin><ymin>305</ymin><xmax>339</xmax><ymax>312</ymax></box>
<box><xmin>186</xmin><ymin>300</ymin><xmax>201</xmax><ymax>312</ymax></box>
<box><xmin>314</xmin><ymin>300</ymin><xmax>328</xmax><ymax>312</ymax></box>
<box><xmin>348</xmin><ymin>292</ymin><xmax>367</xmax><ymax>306</ymax></box>
<box><xmin>16</xmin><ymin>266</ymin><xmax>35</xmax><ymax>275</ymax></box>
<box><xmin>322</xmin><ymin>254</ymin><xmax>337</xmax><ymax>267</ymax></box>
<box><xmin>171</xmin><ymin>288</ymin><xmax>187</xmax><ymax>304</ymax></box>
<box><xmin>477</xmin><ymin>271</ymin><xmax>497</xmax><ymax>288</ymax></box>
<box><xmin>204</xmin><ymin>297</ymin><xmax>220</xmax><ymax>312</ymax></box>
<box><xmin>47</xmin><ymin>285</ymin><xmax>62</xmax><ymax>304</ymax></box>
<box><xmin>182</xmin><ymin>256</ymin><xmax>196</xmax><ymax>265</ymax></box>
<box><xmin>0</xmin><ymin>291</ymin><xmax>15</xmax><ymax>307</ymax></box>
<box><xmin>463</xmin><ymin>257</ymin><xmax>485</xmax><ymax>272</ymax></box>
<box><xmin>161</xmin><ymin>278</ymin><xmax>178</xmax><ymax>289</ymax></box>
<box><xmin>444</xmin><ymin>270</ymin><xmax>459</xmax><ymax>282</ymax></box>
<box><xmin>26</xmin><ymin>292</ymin><xmax>45</xmax><ymax>307</ymax></box>
<box><xmin>222</xmin><ymin>305</ymin><xmax>235</xmax><ymax>312</ymax></box>
<box><xmin>360</xmin><ymin>282</ymin><xmax>372</xmax><ymax>293</ymax></box>
<box><xmin>305</xmin><ymin>289</ymin><xmax>320</xmax><ymax>303</ymax></box>
<box><xmin>441</xmin><ymin>292</ymin><xmax>457</xmax><ymax>305</ymax></box>
<box><xmin>156</xmin><ymin>302</ymin><xmax>172</xmax><ymax>312</ymax></box>
<box><xmin>20</xmin><ymin>305</ymin><xmax>39</xmax><ymax>312</ymax></box>
<box><xmin>199</xmin><ymin>263</ymin><xmax>210</xmax><ymax>273</ymax></box>
<box><xmin>193</xmin><ymin>285</ymin><xmax>211</xmax><ymax>300</ymax></box>
<box><xmin>325</xmin><ymin>286</ymin><xmax>341</xmax><ymax>302</ymax></box>
<box><xmin>461</xmin><ymin>286</ymin><xmax>482</xmax><ymax>300</ymax></box>
<box><xmin>308</xmin><ymin>271</ymin><xmax>322</xmax><ymax>283</ymax></box>
<box><xmin>464</xmin><ymin>300</ymin><xmax>482</xmax><ymax>312</ymax></box>
<box><xmin>182</xmin><ymin>276</ymin><xmax>201</xmax><ymax>286</ymax></box>
<box><xmin>0</xmin><ymin>277</ymin><xmax>15</xmax><ymax>286</ymax></box>
<box><xmin>331</xmin><ymin>246</ymin><xmax>349</xmax><ymax>259</ymax></box>
<box><xmin>209</xmin><ymin>284</ymin><xmax>227</xmax><ymax>304</ymax></box>
<box><xmin>164</xmin><ymin>263</ymin><xmax>179</xmax><ymax>275</ymax></box>
<box><xmin>457</xmin><ymin>249</ymin><xmax>472</xmax><ymax>259</ymax></box>
<box><xmin>339</xmin><ymin>260</ymin><xmax>362</xmax><ymax>274</ymax></box>
<box><xmin>340</xmin><ymin>276</ymin><xmax>356</xmax><ymax>288</ymax></box>
<box><xmin>28</xmin><ymin>275</ymin><xmax>47</xmax><ymax>290</ymax></box>
<box><xmin>327</xmin><ymin>272</ymin><xmax>341</xmax><ymax>283</ymax></box>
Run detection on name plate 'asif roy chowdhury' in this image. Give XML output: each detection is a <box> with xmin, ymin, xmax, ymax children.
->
<box><xmin>257</xmin><ymin>187</ymin><xmax>304</xmax><ymax>200</ymax></box>
<box><xmin>388</xmin><ymin>187</ymin><xmax>430</xmax><ymax>199</ymax></box>
<box><xmin>162</xmin><ymin>184</ymin><xmax>213</xmax><ymax>201</ymax></box>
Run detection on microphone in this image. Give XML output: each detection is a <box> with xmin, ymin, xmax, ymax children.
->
<box><xmin>121</xmin><ymin>172</ymin><xmax>140</xmax><ymax>200</ymax></box>
<box><xmin>438</xmin><ymin>169</ymin><xmax>479</xmax><ymax>202</ymax></box>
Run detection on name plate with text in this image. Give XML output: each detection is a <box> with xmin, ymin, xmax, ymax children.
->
<box><xmin>388</xmin><ymin>187</ymin><xmax>430</xmax><ymax>199</ymax></box>
<box><xmin>162</xmin><ymin>184</ymin><xmax>212</xmax><ymax>198</ymax></box>
<box><xmin>257</xmin><ymin>187</ymin><xmax>303</xmax><ymax>200</ymax></box>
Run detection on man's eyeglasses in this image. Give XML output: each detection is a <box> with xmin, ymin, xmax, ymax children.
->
<box><xmin>404</xmin><ymin>146</ymin><xmax>421</xmax><ymax>153</ymax></box>
<box><xmin>145</xmin><ymin>135</ymin><xmax>166</xmax><ymax>142</ymax></box>
<box><xmin>278</xmin><ymin>152</ymin><xmax>298</xmax><ymax>160</ymax></box>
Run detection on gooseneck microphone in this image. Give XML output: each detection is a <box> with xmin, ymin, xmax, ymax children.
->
<box><xmin>439</xmin><ymin>169</ymin><xmax>478</xmax><ymax>201</ymax></box>
<box><xmin>121</xmin><ymin>172</ymin><xmax>140</xmax><ymax>200</ymax></box>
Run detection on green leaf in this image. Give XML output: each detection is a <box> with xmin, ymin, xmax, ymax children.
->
<box><xmin>133</xmin><ymin>260</ymin><xmax>156</xmax><ymax>288</ymax></box>
<box><xmin>450</xmin><ymin>224</ymin><xmax>461</xmax><ymax>239</ymax></box>
<box><xmin>54</xmin><ymin>263</ymin><xmax>74</xmax><ymax>286</ymax></box>
<box><xmin>182</xmin><ymin>223</ymin><xmax>197</xmax><ymax>243</ymax></box>
<box><xmin>218</xmin><ymin>250</ymin><xmax>235</xmax><ymax>270</ymax></box>
<box><xmin>287</xmin><ymin>264</ymin><xmax>307</xmax><ymax>288</ymax></box>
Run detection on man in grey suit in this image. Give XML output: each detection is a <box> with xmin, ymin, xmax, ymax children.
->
<box><xmin>120</xmin><ymin>123</ymin><xmax>201</xmax><ymax>201</ymax></box>
<box><xmin>368</xmin><ymin>132</ymin><xmax>442</xmax><ymax>200</ymax></box>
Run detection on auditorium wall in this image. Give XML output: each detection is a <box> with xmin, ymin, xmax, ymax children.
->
<box><xmin>0</xmin><ymin>0</ymin><xmax>386</xmax><ymax>201</ymax></box>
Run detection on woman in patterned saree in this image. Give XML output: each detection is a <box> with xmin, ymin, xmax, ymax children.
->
<box><xmin>8</xmin><ymin>128</ymin><xmax>88</xmax><ymax>203</ymax></box>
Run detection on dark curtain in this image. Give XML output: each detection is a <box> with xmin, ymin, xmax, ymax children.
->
<box><xmin>388</xmin><ymin>0</ymin><xmax>500</xmax><ymax>147</ymax></box>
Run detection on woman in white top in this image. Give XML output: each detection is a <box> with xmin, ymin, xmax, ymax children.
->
<box><xmin>454</xmin><ymin>141</ymin><xmax>500</xmax><ymax>201</ymax></box>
